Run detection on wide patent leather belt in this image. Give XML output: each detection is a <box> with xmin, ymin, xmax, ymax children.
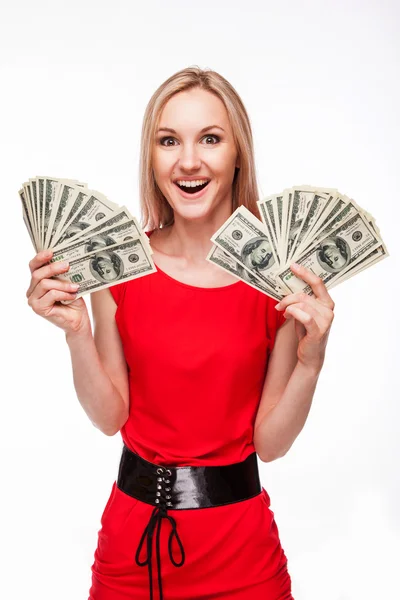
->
<box><xmin>116</xmin><ymin>443</ymin><xmax>262</xmax><ymax>600</ymax></box>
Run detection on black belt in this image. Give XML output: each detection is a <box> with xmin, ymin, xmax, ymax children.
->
<box><xmin>116</xmin><ymin>443</ymin><xmax>262</xmax><ymax>600</ymax></box>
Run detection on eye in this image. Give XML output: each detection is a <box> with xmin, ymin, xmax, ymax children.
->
<box><xmin>202</xmin><ymin>134</ymin><xmax>220</xmax><ymax>145</ymax></box>
<box><xmin>159</xmin><ymin>136</ymin><xmax>178</xmax><ymax>147</ymax></box>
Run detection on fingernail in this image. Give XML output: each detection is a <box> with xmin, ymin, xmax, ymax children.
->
<box><xmin>275</xmin><ymin>303</ymin><xmax>281</xmax><ymax>310</ymax></box>
<box><xmin>291</xmin><ymin>262</ymin><xmax>300</xmax><ymax>269</ymax></box>
<box><xmin>59</xmin><ymin>261</ymin><xmax>69</xmax><ymax>269</ymax></box>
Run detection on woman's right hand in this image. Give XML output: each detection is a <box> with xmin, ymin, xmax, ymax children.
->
<box><xmin>26</xmin><ymin>249</ymin><xmax>91</xmax><ymax>336</ymax></box>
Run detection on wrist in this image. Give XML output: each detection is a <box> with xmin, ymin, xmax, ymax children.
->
<box><xmin>296</xmin><ymin>359</ymin><xmax>323</xmax><ymax>378</ymax></box>
<box><xmin>65</xmin><ymin>320</ymin><xmax>92</xmax><ymax>345</ymax></box>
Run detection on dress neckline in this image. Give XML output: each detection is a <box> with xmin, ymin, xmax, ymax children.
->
<box><xmin>146</xmin><ymin>229</ymin><xmax>242</xmax><ymax>292</ymax></box>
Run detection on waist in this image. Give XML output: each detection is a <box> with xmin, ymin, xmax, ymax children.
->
<box><xmin>117</xmin><ymin>442</ymin><xmax>262</xmax><ymax>509</ymax></box>
<box><xmin>116</xmin><ymin>443</ymin><xmax>262</xmax><ymax>600</ymax></box>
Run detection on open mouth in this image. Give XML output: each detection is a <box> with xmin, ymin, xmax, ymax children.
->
<box><xmin>174</xmin><ymin>180</ymin><xmax>210</xmax><ymax>194</ymax></box>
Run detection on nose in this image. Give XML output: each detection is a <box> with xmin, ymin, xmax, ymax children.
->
<box><xmin>178</xmin><ymin>143</ymin><xmax>202</xmax><ymax>172</ymax></box>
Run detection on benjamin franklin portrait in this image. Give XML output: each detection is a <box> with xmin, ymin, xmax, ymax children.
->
<box><xmin>317</xmin><ymin>236</ymin><xmax>350</xmax><ymax>273</ymax></box>
<box><xmin>90</xmin><ymin>250</ymin><xmax>123</xmax><ymax>282</ymax></box>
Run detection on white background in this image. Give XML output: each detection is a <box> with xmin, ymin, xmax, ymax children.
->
<box><xmin>1</xmin><ymin>1</ymin><xmax>399</xmax><ymax>598</ymax></box>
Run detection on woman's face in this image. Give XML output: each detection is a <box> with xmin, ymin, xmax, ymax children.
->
<box><xmin>152</xmin><ymin>88</ymin><xmax>239</xmax><ymax>223</ymax></box>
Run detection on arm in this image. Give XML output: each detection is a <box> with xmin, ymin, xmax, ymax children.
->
<box><xmin>254</xmin><ymin>263</ymin><xmax>335</xmax><ymax>462</ymax></box>
<box><xmin>254</xmin><ymin>319</ymin><xmax>322</xmax><ymax>462</ymax></box>
<box><xmin>65</xmin><ymin>288</ymin><xmax>129</xmax><ymax>436</ymax></box>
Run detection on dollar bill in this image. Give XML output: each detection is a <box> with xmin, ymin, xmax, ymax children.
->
<box><xmin>285</xmin><ymin>187</ymin><xmax>329</xmax><ymax>264</ymax></box>
<box><xmin>42</xmin><ymin>178</ymin><xmax>87</xmax><ymax>249</ymax></box>
<box><xmin>20</xmin><ymin>176</ymin><xmax>389</xmax><ymax>299</ymax></box>
<box><xmin>274</xmin><ymin>211</ymin><xmax>383</xmax><ymax>295</ymax></box>
<box><xmin>291</xmin><ymin>197</ymin><xmax>360</xmax><ymax>263</ymax></box>
<box><xmin>50</xmin><ymin>212</ymin><xmax>149</xmax><ymax>263</ymax></box>
<box><xmin>54</xmin><ymin>191</ymin><xmax>118</xmax><ymax>247</ymax></box>
<box><xmin>206</xmin><ymin>244</ymin><xmax>283</xmax><ymax>300</ymax></box>
<box><xmin>54</xmin><ymin>206</ymin><xmax>153</xmax><ymax>256</ymax></box>
<box><xmin>257</xmin><ymin>193</ymin><xmax>282</xmax><ymax>266</ymax></box>
<box><xmin>210</xmin><ymin>205</ymin><xmax>284</xmax><ymax>295</ymax></box>
<box><xmin>22</xmin><ymin>182</ymin><xmax>39</xmax><ymax>250</ymax></box>
<box><xmin>54</xmin><ymin>237</ymin><xmax>157</xmax><ymax>303</ymax></box>
<box><xmin>19</xmin><ymin>188</ymin><xmax>36</xmax><ymax>250</ymax></box>
<box><xmin>50</xmin><ymin>186</ymin><xmax>91</xmax><ymax>247</ymax></box>
<box><xmin>329</xmin><ymin>242</ymin><xmax>389</xmax><ymax>289</ymax></box>
<box><xmin>287</xmin><ymin>191</ymin><xmax>334</xmax><ymax>263</ymax></box>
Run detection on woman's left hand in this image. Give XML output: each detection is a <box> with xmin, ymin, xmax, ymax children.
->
<box><xmin>275</xmin><ymin>263</ymin><xmax>335</xmax><ymax>372</ymax></box>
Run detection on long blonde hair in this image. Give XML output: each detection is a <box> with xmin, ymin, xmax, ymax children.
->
<box><xmin>139</xmin><ymin>66</ymin><xmax>261</xmax><ymax>231</ymax></box>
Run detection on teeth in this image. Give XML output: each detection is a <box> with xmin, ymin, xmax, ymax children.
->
<box><xmin>176</xmin><ymin>179</ymin><xmax>208</xmax><ymax>187</ymax></box>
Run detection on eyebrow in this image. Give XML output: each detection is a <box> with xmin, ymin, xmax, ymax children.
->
<box><xmin>156</xmin><ymin>125</ymin><xmax>225</xmax><ymax>134</ymax></box>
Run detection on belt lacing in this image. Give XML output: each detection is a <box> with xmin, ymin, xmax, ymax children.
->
<box><xmin>134</xmin><ymin>467</ymin><xmax>185</xmax><ymax>600</ymax></box>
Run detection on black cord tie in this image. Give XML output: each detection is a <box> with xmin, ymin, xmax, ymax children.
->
<box><xmin>135</xmin><ymin>501</ymin><xmax>185</xmax><ymax>600</ymax></box>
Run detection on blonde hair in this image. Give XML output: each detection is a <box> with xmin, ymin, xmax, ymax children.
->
<box><xmin>139</xmin><ymin>66</ymin><xmax>261</xmax><ymax>231</ymax></box>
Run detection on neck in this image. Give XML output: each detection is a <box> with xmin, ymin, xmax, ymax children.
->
<box><xmin>162</xmin><ymin>198</ymin><xmax>233</xmax><ymax>265</ymax></box>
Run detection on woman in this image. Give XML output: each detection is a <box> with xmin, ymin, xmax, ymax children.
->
<box><xmin>26</xmin><ymin>67</ymin><xmax>335</xmax><ymax>599</ymax></box>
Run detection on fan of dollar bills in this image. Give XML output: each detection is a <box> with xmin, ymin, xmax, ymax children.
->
<box><xmin>206</xmin><ymin>185</ymin><xmax>389</xmax><ymax>301</ymax></box>
<box><xmin>19</xmin><ymin>178</ymin><xmax>388</xmax><ymax>303</ymax></box>
<box><xmin>18</xmin><ymin>176</ymin><xmax>156</xmax><ymax>302</ymax></box>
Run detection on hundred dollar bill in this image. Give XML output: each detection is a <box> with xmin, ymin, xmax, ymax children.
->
<box><xmin>22</xmin><ymin>182</ymin><xmax>39</xmax><ymax>249</ymax></box>
<box><xmin>274</xmin><ymin>211</ymin><xmax>383</xmax><ymax>295</ymax></box>
<box><xmin>283</xmin><ymin>185</ymin><xmax>339</xmax><ymax>266</ymax></box>
<box><xmin>42</xmin><ymin>177</ymin><xmax>62</xmax><ymax>249</ymax></box>
<box><xmin>257</xmin><ymin>193</ymin><xmax>282</xmax><ymax>266</ymax></box>
<box><xmin>54</xmin><ymin>237</ymin><xmax>157</xmax><ymax>303</ymax></box>
<box><xmin>55</xmin><ymin>191</ymin><xmax>118</xmax><ymax>247</ymax></box>
<box><xmin>294</xmin><ymin>200</ymin><xmax>345</xmax><ymax>257</ymax></box>
<box><xmin>27</xmin><ymin>178</ymin><xmax>41</xmax><ymax>247</ymax></box>
<box><xmin>291</xmin><ymin>197</ymin><xmax>362</xmax><ymax>264</ymax></box>
<box><xmin>19</xmin><ymin>187</ymin><xmax>37</xmax><ymax>250</ymax></box>
<box><xmin>46</xmin><ymin>184</ymin><xmax>77</xmax><ymax>249</ymax></box>
<box><xmin>329</xmin><ymin>242</ymin><xmax>389</xmax><ymax>290</ymax></box>
<box><xmin>279</xmin><ymin>189</ymin><xmax>293</xmax><ymax>265</ymax></box>
<box><xmin>50</xmin><ymin>185</ymin><xmax>92</xmax><ymax>247</ymax></box>
<box><xmin>328</xmin><ymin>217</ymin><xmax>389</xmax><ymax>289</ymax></box>
<box><xmin>42</xmin><ymin>178</ymin><xmax>87</xmax><ymax>249</ymax></box>
<box><xmin>285</xmin><ymin>187</ymin><xmax>329</xmax><ymax>265</ymax></box>
<box><xmin>287</xmin><ymin>191</ymin><xmax>335</xmax><ymax>264</ymax></box>
<box><xmin>210</xmin><ymin>205</ymin><xmax>284</xmax><ymax>294</ymax></box>
<box><xmin>36</xmin><ymin>177</ymin><xmax>46</xmax><ymax>249</ymax></box>
<box><xmin>50</xmin><ymin>212</ymin><xmax>149</xmax><ymax>263</ymax></box>
<box><xmin>19</xmin><ymin>188</ymin><xmax>36</xmax><ymax>250</ymax></box>
<box><xmin>54</xmin><ymin>206</ymin><xmax>153</xmax><ymax>256</ymax></box>
<box><xmin>206</xmin><ymin>244</ymin><xmax>284</xmax><ymax>301</ymax></box>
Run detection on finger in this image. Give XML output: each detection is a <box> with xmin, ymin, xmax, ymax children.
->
<box><xmin>277</xmin><ymin>292</ymin><xmax>333</xmax><ymax>320</ymax></box>
<box><xmin>26</xmin><ymin>259</ymin><xmax>71</xmax><ymax>298</ymax></box>
<box><xmin>283</xmin><ymin>301</ymin><xmax>328</xmax><ymax>330</ymax></box>
<box><xmin>29</xmin><ymin>278</ymin><xmax>80</xmax><ymax>302</ymax></box>
<box><xmin>284</xmin><ymin>305</ymin><xmax>321</xmax><ymax>336</ymax></box>
<box><xmin>290</xmin><ymin>263</ymin><xmax>335</xmax><ymax>309</ymax></box>
<box><xmin>34</xmin><ymin>288</ymin><xmax>79</xmax><ymax>312</ymax></box>
<box><xmin>28</xmin><ymin>249</ymin><xmax>54</xmax><ymax>274</ymax></box>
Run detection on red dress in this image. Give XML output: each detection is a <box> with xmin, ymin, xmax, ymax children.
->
<box><xmin>88</xmin><ymin>229</ymin><xmax>293</xmax><ymax>600</ymax></box>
